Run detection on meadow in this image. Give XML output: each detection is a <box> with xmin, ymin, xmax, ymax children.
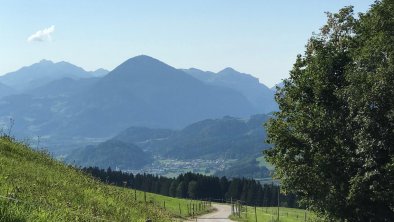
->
<box><xmin>0</xmin><ymin>136</ymin><xmax>210</xmax><ymax>221</ymax></box>
<box><xmin>230</xmin><ymin>206</ymin><xmax>323</xmax><ymax>222</ymax></box>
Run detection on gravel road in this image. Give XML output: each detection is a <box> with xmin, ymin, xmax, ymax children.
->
<box><xmin>186</xmin><ymin>204</ymin><xmax>234</xmax><ymax>222</ymax></box>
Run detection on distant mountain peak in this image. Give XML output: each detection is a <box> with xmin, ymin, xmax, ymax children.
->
<box><xmin>124</xmin><ymin>55</ymin><xmax>163</xmax><ymax>64</ymax></box>
<box><xmin>94</xmin><ymin>68</ymin><xmax>108</xmax><ymax>72</ymax></box>
<box><xmin>218</xmin><ymin>67</ymin><xmax>258</xmax><ymax>82</ymax></box>
<box><xmin>39</xmin><ymin>59</ymin><xmax>54</xmax><ymax>64</ymax></box>
<box><xmin>109</xmin><ymin>55</ymin><xmax>175</xmax><ymax>78</ymax></box>
<box><xmin>56</xmin><ymin>61</ymin><xmax>71</xmax><ymax>65</ymax></box>
<box><xmin>0</xmin><ymin>59</ymin><xmax>93</xmax><ymax>90</ymax></box>
<box><xmin>90</xmin><ymin>68</ymin><xmax>109</xmax><ymax>77</ymax></box>
<box><xmin>219</xmin><ymin>67</ymin><xmax>237</xmax><ymax>73</ymax></box>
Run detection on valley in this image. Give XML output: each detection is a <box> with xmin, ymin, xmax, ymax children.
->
<box><xmin>137</xmin><ymin>158</ymin><xmax>230</xmax><ymax>177</ymax></box>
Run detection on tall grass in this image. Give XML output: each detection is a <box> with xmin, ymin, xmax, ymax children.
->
<box><xmin>0</xmin><ymin>137</ymin><xmax>209</xmax><ymax>221</ymax></box>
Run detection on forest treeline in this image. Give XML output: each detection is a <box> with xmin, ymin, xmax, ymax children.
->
<box><xmin>82</xmin><ymin>167</ymin><xmax>298</xmax><ymax>208</ymax></box>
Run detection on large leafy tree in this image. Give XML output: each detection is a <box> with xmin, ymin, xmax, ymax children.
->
<box><xmin>265</xmin><ymin>1</ymin><xmax>394</xmax><ymax>221</ymax></box>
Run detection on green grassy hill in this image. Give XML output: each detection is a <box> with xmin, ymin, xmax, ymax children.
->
<box><xmin>0</xmin><ymin>136</ymin><xmax>209</xmax><ymax>221</ymax></box>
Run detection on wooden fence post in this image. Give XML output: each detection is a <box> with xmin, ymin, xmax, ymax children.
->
<box><xmin>255</xmin><ymin>205</ymin><xmax>257</xmax><ymax>222</ymax></box>
<box><xmin>305</xmin><ymin>209</ymin><xmax>307</xmax><ymax>222</ymax></box>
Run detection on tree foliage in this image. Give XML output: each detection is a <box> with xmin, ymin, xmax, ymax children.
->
<box><xmin>266</xmin><ymin>1</ymin><xmax>394</xmax><ymax>221</ymax></box>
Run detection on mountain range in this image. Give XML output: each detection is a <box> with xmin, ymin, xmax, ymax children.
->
<box><xmin>183</xmin><ymin>68</ymin><xmax>277</xmax><ymax>114</ymax></box>
<box><xmin>65</xmin><ymin>114</ymin><xmax>272</xmax><ymax>176</ymax></box>
<box><xmin>116</xmin><ymin>114</ymin><xmax>271</xmax><ymax>159</ymax></box>
<box><xmin>0</xmin><ymin>55</ymin><xmax>277</xmax><ymax>149</ymax></box>
<box><xmin>0</xmin><ymin>59</ymin><xmax>108</xmax><ymax>91</ymax></box>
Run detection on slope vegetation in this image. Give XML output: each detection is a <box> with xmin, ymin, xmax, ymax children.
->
<box><xmin>65</xmin><ymin>139</ymin><xmax>153</xmax><ymax>170</ymax></box>
<box><xmin>0</xmin><ymin>137</ymin><xmax>207</xmax><ymax>221</ymax></box>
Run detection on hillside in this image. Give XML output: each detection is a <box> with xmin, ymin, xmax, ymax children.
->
<box><xmin>115</xmin><ymin>114</ymin><xmax>272</xmax><ymax>160</ymax></box>
<box><xmin>113</xmin><ymin>127</ymin><xmax>175</xmax><ymax>145</ymax></box>
<box><xmin>0</xmin><ymin>82</ymin><xmax>16</xmax><ymax>98</ymax></box>
<box><xmin>0</xmin><ymin>136</ymin><xmax>209</xmax><ymax>221</ymax></box>
<box><xmin>27</xmin><ymin>77</ymin><xmax>99</xmax><ymax>97</ymax></box>
<box><xmin>65</xmin><ymin>139</ymin><xmax>153</xmax><ymax>170</ymax></box>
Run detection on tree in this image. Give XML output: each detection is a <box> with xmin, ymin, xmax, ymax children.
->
<box><xmin>187</xmin><ymin>181</ymin><xmax>198</xmax><ymax>199</ymax></box>
<box><xmin>169</xmin><ymin>180</ymin><xmax>178</xmax><ymax>197</ymax></box>
<box><xmin>265</xmin><ymin>1</ymin><xmax>394</xmax><ymax>221</ymax></box>
<box><xmin>176</xmin><ymin>181</ymin><xmax>187</xmax><ymax>198</ymax></box>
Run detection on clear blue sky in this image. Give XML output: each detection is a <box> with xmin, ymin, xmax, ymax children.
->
<box><xmin>0</xmin><ymin>0</ymin><xmax>374</xmax><ymax>87</ymax></box>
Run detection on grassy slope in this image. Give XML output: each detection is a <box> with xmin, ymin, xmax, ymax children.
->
<box><xmin>0</xmin><ymin>137</ymin><xmax>209</xmax><ymax>221</ymax></box>
<box><xmin>230</xmin><ymin>206</ymin><xmax>323</xmax><ymax>222</ymax></box>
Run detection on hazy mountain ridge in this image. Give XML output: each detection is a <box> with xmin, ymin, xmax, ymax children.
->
<box><xmin>182</xmin><ymin>67</ymin><xmax>277</xmax><ymax>114</ymax></box>
<box><xmin>0</xmin><ymin>60</ymin><xmax>96</xmax><ymax>91</ymax></box>
<box><xmin>113</xmin><ymin>114</ymin><xmax>271</xmax><ymax>160</ymax></box>
<box><xmin>0</xmin><ymin>55</ymin><xmax>276</xmax><ymax>155</ymax></box>
<box><xmin>42</xmin><ymin>55</ymin><xmax>258</xmax><ymax>137</ymax></box>
<box><xmin>89</xmin><ymin>68</ymin><xmax>109</xmax><ymax>77</ymax></box>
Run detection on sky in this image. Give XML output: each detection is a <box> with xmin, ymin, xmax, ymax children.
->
<box><xmin>0</xmin><ymin>1</ymin><xmax>374</xmax><ymax>87</ymax></box>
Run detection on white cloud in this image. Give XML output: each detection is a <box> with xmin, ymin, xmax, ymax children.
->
<box><xmin>27</xmin><ymin>25</ymin><xmax>55</xmax><ymax>43</ymax></box>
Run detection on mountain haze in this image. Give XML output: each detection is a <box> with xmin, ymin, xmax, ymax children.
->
<box><xmin>0</xmin><ymin>55</ymin><xmax>275</xmax><ymax>154</ymax></box>
<box><xmin>183</xmin><ymin>68</ymin><xmax>277</xmax><ymax>113</ymax></box>
<box><xmin>60</xmin><ymin>55</ymin><xmax>257</xmax><ymax>136</ymax></box>
<box><xmin>0</xmin><ymin>82</ymin><xmax>16</xmax><ymax>98</ymax></box>
<box><xmin>0</xmin><ymin>60</ymin><xmax>99</xmax><ymax>91</ymax></box>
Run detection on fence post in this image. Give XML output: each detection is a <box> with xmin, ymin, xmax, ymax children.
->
<box><xmin>179</xmin><ymin>203</ymin><xmax>182</xmax><ymax>215</ymax></box>
<box><xmin>231</xmin><ymin>197</ymin><xmax>233</xmax><ymax>214</ymax></box>
<box><xmin>304</xmin><ymin>209</ymin><xmax>307</xmax><ymax>222</ymax></box>
<box><xmin>255</xmin><ymin>205</ymin><xmax>257</xmax><ymax>222</ymax></box>
<box><xmin>163</xmin><ymin>200</ymin><xmax>166</xmax><ymax>210</ymax></box>
<box><xmin>134</xmin><ymin>189</ymin><xmax>137</xmax><ymax>201</ymax></box>
<box><xmin>238</xmin><ymin>202</ymin><xmax>241</xmax><ymax>218</ymax></box>
<box><xmin>277</xmin><ymin>185</ymin><xmax>280</xmax><ymax>222</ymax></box>
<box><xmin>144</xmin><ymin>191</ymin><xmax>146</xmax><ymax>203</ymax></box>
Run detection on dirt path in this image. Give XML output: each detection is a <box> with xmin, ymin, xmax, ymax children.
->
<box><xmin>186</xmin><ymin>204</ymin><xmax>234</xmax><ymax>222</ymax></box>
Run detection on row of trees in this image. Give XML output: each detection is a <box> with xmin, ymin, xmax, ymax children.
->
<box><xmin>82</xmin><ymin>167</ymin><xmax>297</xmax><ymax>208</ymax></box>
